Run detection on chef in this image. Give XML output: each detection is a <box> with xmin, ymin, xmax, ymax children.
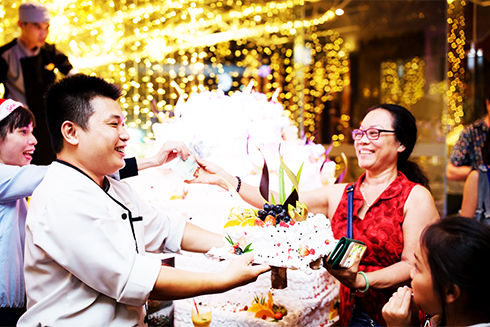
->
<box><xmin>18</xmin><ymin>73</ymin><xmax>269</xmax><ymax>326</ymax></box>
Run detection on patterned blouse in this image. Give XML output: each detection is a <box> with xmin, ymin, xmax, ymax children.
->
<box><xmin>331</xmin><ymin>172</ymin><xmax>417</xmax><ymax>326</ymax></box>
<box><xmin>450</xmin><ymin>117</ymin><xmax>488</xmax><ymax>168</ymax></box>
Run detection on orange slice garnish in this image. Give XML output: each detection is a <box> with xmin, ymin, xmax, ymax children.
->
<box><xmin>224</xmin><ymin>219</ymin><xmax>241</xmax><ymax>228</ymax></box>
<box><xmin>253</xmin><ymin>309</ymin><xmax>275</xmax><ymax>319</ymax></box>
<box><xmin>240</xmin><ymin>218</ymin><xmax>261</xmax><ymax>227</ymax></box>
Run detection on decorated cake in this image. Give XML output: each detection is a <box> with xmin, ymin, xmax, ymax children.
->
<box><xmin>206</xmin><ymin>148</ymin><xmax>338</xmax><ymax>274</ymax></box>
<box><xmin>207</xmin><ymin>211</ymin><xmax>335</xmax><ymax>272</ymax></box>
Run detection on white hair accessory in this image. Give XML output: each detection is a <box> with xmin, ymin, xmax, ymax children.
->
<box><xmin>0</xmin><ymin>99</ymin><xmax>24</xmax><ymax>122</ymax></box>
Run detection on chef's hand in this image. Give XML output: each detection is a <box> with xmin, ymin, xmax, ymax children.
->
<box><xmin>223</xmin><ymin>253</ymin><xmax>270</xmax><ymax>288</ymax></box>
<box><xmin>137</xmin><ymin>141</ymin><xmax>190</xmax><ymax>170</ymax></box>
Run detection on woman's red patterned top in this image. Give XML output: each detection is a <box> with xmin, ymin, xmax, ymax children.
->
<box><xmin>331</xmin><ymin>172</ymin><xmax>417</xmax><ymax>326</ymax></box>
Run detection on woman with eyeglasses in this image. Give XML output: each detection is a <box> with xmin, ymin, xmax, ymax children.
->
<box><xmin>191</xmin><ymin>103</ymin><xmax>440</xmax><ymax>326</ymax></box>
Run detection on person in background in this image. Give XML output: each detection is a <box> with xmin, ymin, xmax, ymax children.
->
<box><xmin>0</xmin><ymin>98</ymin><xmax>191</xmax><ymax>326</ymax></box>
<box><xmin>460</xmin><ymin>128</ymin><xmax>490</xmax><ymax>223</ymax></box>
<box><xmin>18</xmin><ymin>74</ymin><xmax>269</xmax><ymax>326</ymax></box>
<box><xmin>192</xmin><ymin>104</ymin><xmax>440</xmax><ymax>326</ymax></box>
<box><xmin>0</xmin><ymin>98</ymin><xmax>43</xmax><ymax>326</ymax></box>
<box><xmin>447</xmin><ymin>88</ymin><xmax>490</xmax><ymax>181</ymax></box>
<box><xmin>0</xmin><ymin>2</ymin><xmax>76</xmax><ymax>165</ymax></box>
<box><xmin>382</xmin><ymin>216</ymin><xmax>490</xmax><ymax>327</ymax></box>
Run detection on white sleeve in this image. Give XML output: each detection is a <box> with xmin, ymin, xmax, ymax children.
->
<box><xmin>0</xmin><ymin>164</ymin><xmax>48</xmax><ymax>203</ymax></box>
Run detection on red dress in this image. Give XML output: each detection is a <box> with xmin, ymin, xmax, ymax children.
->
<box><xmin>331</xmin><ymin>172</ymin><xmax>417</xmax><ymax>326</ymax></box>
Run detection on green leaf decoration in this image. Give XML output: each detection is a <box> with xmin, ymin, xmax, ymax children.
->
<box><xmin>270</xmin><ymin>192</ymin><xmax>276</xmax><ymax>205</ymax></box>
<box><xmin>292</xmin><ymin>163</ymin><xmax>304</xmax><ymax>193</ymax></box>
<box><xmin>243</xmin><ymin>243</ymin><xmax>253</xmax><ymax>253</ymax></box>
<box><xmin>279</xmin><ymin>162</ymin><xmax>285</xmax><ymax>204</ymax></box>
<box><xmin>279</xmin><ymin>153</ymin><xmax>299</xmax><ymax>194</ymax></box>
<box><xmin>225</xmin><ymin>234</ymin><xmax>233</xmax><ymax>245</ymax></box>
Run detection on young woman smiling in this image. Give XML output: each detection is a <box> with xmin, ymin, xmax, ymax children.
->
<box><xmin>383</xmin><ymin>217</ymin><xmax>490</xmax><ymax>327</ymax></box>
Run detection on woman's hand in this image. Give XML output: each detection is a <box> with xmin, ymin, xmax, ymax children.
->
<box><xmin>382</xmin><ymin>286</ymin><xmax>419</xmax><ymax>327</ymax></box>
<box><xmin>325</xmin><ymin>249</ymin><xmax>363</xmax><ymax>289</ymax></box>
<box><xmin>187</xmin><ymin>156</ymin><xmax>232</xmax><ymax>187</ymax></box>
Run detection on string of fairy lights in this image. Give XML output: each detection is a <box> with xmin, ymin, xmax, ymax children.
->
<box><xmin>378</xmin><ymin>0</ymin><xmax>466</xmax><ymax>146</ymax></box>
<box><xmin>380</xmin><ymin>57</ymin><xmax>426</xmax><ymax>109</ymax></box>
<box><xmin>0</xmin><ymin>0</ymin><xmax>467</xmax><ymax>148</ymax></box>
<box><xmin>445</xmin><ymin>0</ymin><xmax>466</xmax><ymax>143</ymax></box>
<box><xmin>0</xmin><ymin>0</ymin><xmax>352</xmax><ymax>145</ymax></box>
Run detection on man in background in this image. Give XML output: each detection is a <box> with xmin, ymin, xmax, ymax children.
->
<box><xmin>0</xmin><ymin>2</ymin><xmax>76</xmax><ymax>165</ymax></box>
<box><xmin>447</xmin><ymin>88</ymin><xmax>490</xmax><ymax>181</ymax></box>
<box><xmin>446</xmin><ymin>88</ymin><xmax>490</xmax><ymax>181</ymax></box>
<box><xmin>446</xmin><ymin>88</ymin><xmax>490</xmax><ymax>215</ymax></box>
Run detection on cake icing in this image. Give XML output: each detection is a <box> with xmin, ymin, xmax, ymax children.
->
<box><xmin>207</xmin><ymin>212</ymin><xmax>337</xmax><ymax>271</ymax></box>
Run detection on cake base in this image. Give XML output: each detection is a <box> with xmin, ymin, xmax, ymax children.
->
<box><xmin>170</xmin><ymin>253</ymin><xmax>339</xmax><ymax>327</ymax></box>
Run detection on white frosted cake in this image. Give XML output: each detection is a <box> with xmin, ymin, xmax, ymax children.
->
<box><xmin>207</xmin><ymin>212</ymin><xmax>336</xmax><ymax>271</ymax></box>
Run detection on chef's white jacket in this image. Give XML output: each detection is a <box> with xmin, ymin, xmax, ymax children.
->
<box><xmin>18</xmin><ymin>161</ymin><xmax>187</xmax><ymax>326</ymax></box>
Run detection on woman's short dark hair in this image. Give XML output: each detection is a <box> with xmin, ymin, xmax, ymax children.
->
<box><xmin>0</xmin><ymin>106</ymin><xmax>35</xmax><ymax>141</ymax></box>
<box><xmin>421</xmin><ymin>216</ymin><xmax>490</xmax><ymax>326</ymax></box>
<box><xmin>367</xmin><ymin>104</ymin><xmax>430</xmax><ymax>189</ymax></box>
<box><xmin>44</xmin><ymin>74</ymin><xmax>122</xmax><ymax>153</ymax></box>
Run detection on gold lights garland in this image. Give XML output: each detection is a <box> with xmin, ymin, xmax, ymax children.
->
<box><xmin>445</xmin><ymin>0</ymin><xmax>466</xmax><ymax>133</ymax></box>
<box><xmin>1</xmin><ymin>0</ymin><xmax>350</xmax><ymax>144</ymax></box>
<box><xmin>380</xmin><ymin>57</ymin><xmax>426</xmax><ymax>109</ymax></box>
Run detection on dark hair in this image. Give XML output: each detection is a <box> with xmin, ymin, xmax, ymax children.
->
<box><xmin>367</xmin><ymin>104</ymin><xmax>430</xmax><ymax>190</ymax></box>
<box><xmin>44</xmin><ymin>74</ymin><xmax>122</xmax><ymax>153</ymax></box>
<box><xmin>0</xmin><ymin>106</ymin><xmax>35</xmax><ymax>141</ymax></box>
<box><xmin>421</xmin><ymin>216</ymin><xmax>490</xmax><ymax>326</ymax></box>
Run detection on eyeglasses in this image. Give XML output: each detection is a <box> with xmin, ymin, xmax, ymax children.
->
<box><xmin>352</xmin><ymin>128</ymin><xmax>396</xmax><ymax>140</ymax></box>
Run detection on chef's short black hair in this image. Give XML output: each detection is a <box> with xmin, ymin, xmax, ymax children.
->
<box><xmin>45</xmin><ymin>74</ymin><xmax>122</xmax><ymax>153</ymax></box>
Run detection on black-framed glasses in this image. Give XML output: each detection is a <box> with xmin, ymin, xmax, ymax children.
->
<box><xmin>352</xmin><ymin>128</ymin><xmax>396</xmax><ymax>140</ymax></box>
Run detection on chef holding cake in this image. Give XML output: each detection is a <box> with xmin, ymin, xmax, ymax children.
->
<box><xmin>191</xmin><ymin>103</ymin><xmax>440</xmax><ymax>326</ymax></box>
<box><xmin>17</xmin><ymin>74</ymin><xmax>270</xmax><ymax>326</ymax></box>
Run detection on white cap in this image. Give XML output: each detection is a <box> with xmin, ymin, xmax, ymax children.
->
<box><xmin>19</xmin><ymin>2</ymin><xmax>50</xmax><ymax>23</ymax></box>
<box><xmin>0</xmin><ymin>99</ymin><xmax>24</xmax><ymax>122</ymax></box>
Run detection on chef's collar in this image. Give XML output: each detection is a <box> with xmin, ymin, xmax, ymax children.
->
<box><xmin>55</xmin><ymin>159</ymin><xmax>110</xmax><ymax>192</ymax></box>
